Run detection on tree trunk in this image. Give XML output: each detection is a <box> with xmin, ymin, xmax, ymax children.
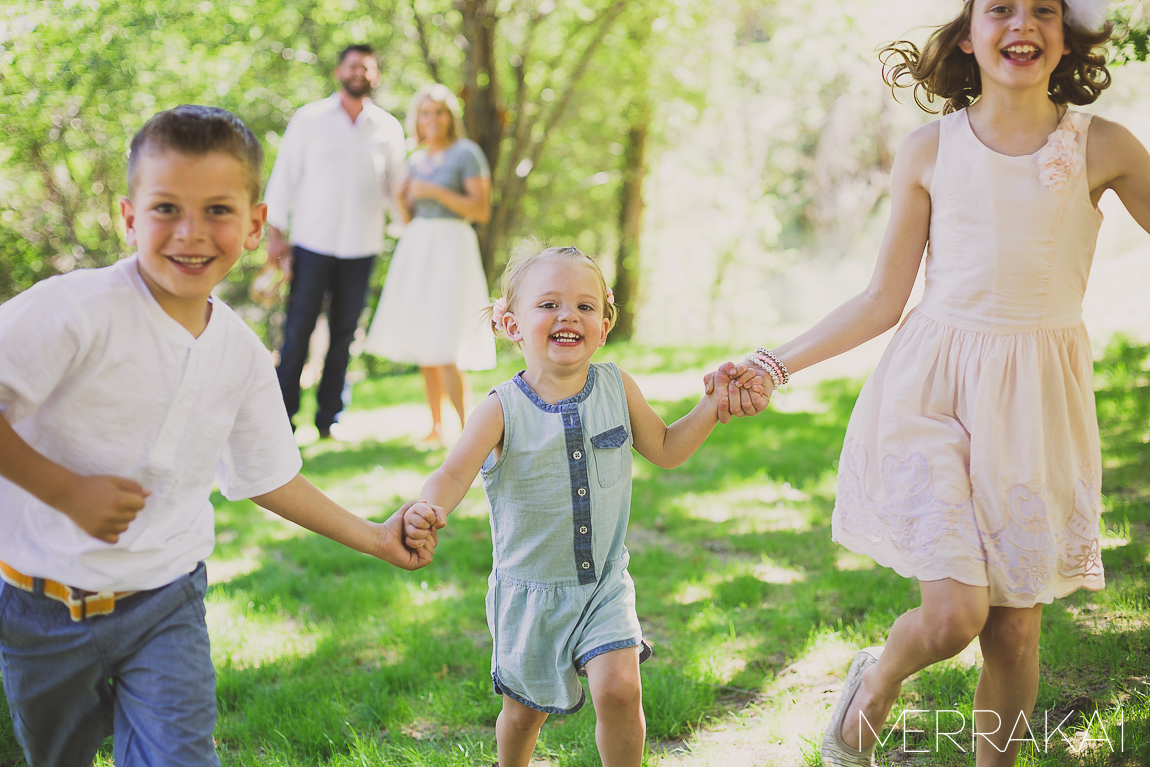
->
<box><xmin>612</xmin><ymin>110</ymin><xmax>648</xmax><ymax>341</ymax></box>
<box><xmin>457</xmin><ymin>0</ymin><xmax>503</xmax><ymax>282</ymax></box>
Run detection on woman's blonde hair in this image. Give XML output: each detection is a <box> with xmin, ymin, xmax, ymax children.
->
<box><xmin>879</xmin><ymin>1</ymin><xmax>1112</xmax><ymax>114</ymax></box>
<box><xmin>406</xmin><ymin>84</ymin><xmax>467</xmax><ymax>145</ymax></box>
<box><xmin>486</xmin><ymin>239</ymin><xmax>618</xmax><ymax>338</ymax></box>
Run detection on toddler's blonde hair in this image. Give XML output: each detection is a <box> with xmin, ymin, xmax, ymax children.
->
<box><xmin>486</xmin><ymin>239</ymin><xmax>618</xmax><ymax>338</ymax></box>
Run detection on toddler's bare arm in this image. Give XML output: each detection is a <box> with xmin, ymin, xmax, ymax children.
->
<box><xmin>623</xmin><ymin>368</ymin><xmax>761</xmax><ymax>470</ymax></box>
<box><xmin>0</xmin><ymin>416</ymin><xmax>149</xmax><ymax>543</ymax></box>
<box><xmin>403</xmin><ymin>394</ymin><xmax>504</xmax><ymax>549</ymax></box>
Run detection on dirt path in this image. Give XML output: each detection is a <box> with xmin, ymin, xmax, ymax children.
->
<box><xmin>652</xmin><ymin>640</ymin><xmax>856</xmax><ymax>767</ymax></box>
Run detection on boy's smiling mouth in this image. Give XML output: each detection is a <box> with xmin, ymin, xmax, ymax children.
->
<box><xmin>550</xmin><ymin>331</ymin><xmax>583</xmax><ymax>346</ymax></box>
<box><xmin>1002</xmin><ymin>43</ymin><xmax>1042</xmax><ymax>62</ymax></box>
<box><xmin>166</xmin><ymin>254</ymin><xmax>216</xmax><ymax>271</ymax></box>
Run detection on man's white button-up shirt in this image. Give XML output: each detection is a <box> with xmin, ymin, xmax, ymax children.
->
<box><xmin>264</xmin><ymin>93</ymin><xmax>407</xmax><ymax>258</ymax></box>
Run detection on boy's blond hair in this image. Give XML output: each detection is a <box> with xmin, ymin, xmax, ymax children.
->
<box><xmin>487</xmin><ymin>239</ymin><xmax>617</xmax><ymax>337</ymax></box>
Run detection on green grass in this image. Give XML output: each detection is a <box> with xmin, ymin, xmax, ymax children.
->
<box><xmin>1</xmin><ymin>338</ymin><xmax>1148</xmax><ymax>766</ymax></box>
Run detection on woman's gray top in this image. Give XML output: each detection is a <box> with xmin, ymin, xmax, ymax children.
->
<box><xmin>409</xmin><ymin>138</ymin><xmax>491</xmax><ymax>219</ymax></box>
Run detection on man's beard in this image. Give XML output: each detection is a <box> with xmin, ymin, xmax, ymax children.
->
<box><xmin>342</xmin><ymin>79</ymin><xmax>372</xmax><ymax>98</ymax></box>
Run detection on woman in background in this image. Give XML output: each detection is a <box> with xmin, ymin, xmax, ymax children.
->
<box><xmin>365</xmin><ymin>84</ymin><xmax>496</xmax><ymax>448</ymax></box>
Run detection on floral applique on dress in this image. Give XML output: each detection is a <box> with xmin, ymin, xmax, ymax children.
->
<box><xmin>1036</xmin><ymin>111</ymin><xmax>1090</xmax><ymax>191</ymax></box>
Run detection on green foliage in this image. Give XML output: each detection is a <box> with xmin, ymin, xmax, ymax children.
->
<box><xmin>1110</xmin><ymin>2</ymin><xmax>1150</xmax><ymax>64</ymax></box>
<box><xmin>1094</xmin><ymin>334</ymin><xmax>1150</xmax><ymax>491</ymax></box>
<box><xmin>0</xmin><ymin>0</ymin><xmax>706</xmax><ymax>327</ymax></box>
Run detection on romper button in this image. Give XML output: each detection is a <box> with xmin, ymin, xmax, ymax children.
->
<box><xmin>579</xmin><ymin>526</ymin><xmax>588</xmax><ymax>534</ymax></box>
<box><xmin>578</xmin><ymin>488</ymin><xmax>587</xmax><ymax>496</ymax></box>
<box><xmin>573</xmin><ymin>450</ymin><xmax>582</xmax><ymax>460</ymax></box>
<box><xmin>582</xmin><ymin>562</ymin><xmax>590</xmax><ymax>569</ymax></box>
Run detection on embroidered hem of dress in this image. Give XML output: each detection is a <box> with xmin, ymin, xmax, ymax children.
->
<box><xmin>492</xmin><ymin>672</ymin><xmax>587</xmax><ymax>715</ymax></box>
<box><xmin>833</xmin><ymin>526</ymin><xmax>1106</xmax><ymax>608</ymax></box>
<box><xmin>834</xmin><ymin>446</ymin><xmax>1105</xmax><ymax>608</ymax></box>
<box><xmin>575</xmin><ymin>638</ymin><xmax>653</xmax><ymax>678</ymax></box>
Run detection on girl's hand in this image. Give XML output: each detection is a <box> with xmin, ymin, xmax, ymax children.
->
<box><xmin>403</xmin><ymin>500</ymin><xmax>446</xmax><ymax>550</ymax></box>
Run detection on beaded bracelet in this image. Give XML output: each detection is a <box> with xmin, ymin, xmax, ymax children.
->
<box><xmin>755</xmin><ymin>347</ymin><xmax>789</xmax><ymax>385</ymax></box>
<box><xmin>746</xmin><ymin>351</ymin><xmax>780</xmax><ymax>387</ymax></box>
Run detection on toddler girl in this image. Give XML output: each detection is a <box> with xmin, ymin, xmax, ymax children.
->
<box><xmin>717</xmin><ymin>1</ymin><xmax>1150</xmax><ymax>765</ymax></box>
<box><xmin>403</xmin><ymin>244</ymin><xmax>758</xmax><ymax>767</ymax></box>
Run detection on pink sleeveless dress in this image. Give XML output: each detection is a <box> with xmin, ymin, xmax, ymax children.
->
<box><xmin>832</xmin><ymin>108</ymin><xmax>1106</xmax><ymax>608</ymax></box>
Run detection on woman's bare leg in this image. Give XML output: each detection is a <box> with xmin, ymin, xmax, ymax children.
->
<box><xmin>496</xmin><ymin>695</ymin><xmax>548</xmax><ymax>767</ymax></box>
<box><xmin>840</xmin><ymin>579</ymin><xmax>990</xmax><ymax>750</ymax></box>
<box><xmin>973</xmin><ymin>605</ymin><xmax>1043</xmax><ymax>767</ymax></box>
<box><xmin>584</xmin><ymin>647</ymin><xmax>645</xmax><ymax>767</ymax></box>
<box><xmin>442</xmin><ymin>364</ymin><xmax>469</xmax><ymax>430</ymax></box>
<box><xmin>418</xmin><ymin>366</ymin><xmax>444</xmax><ymax>442</ymax></box>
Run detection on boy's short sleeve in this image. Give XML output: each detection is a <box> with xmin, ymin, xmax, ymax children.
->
<box><xmin>215</xmin><ymin>359</ymin><xmax>302</xmax><ymax>500</ymax></box>
<box><xmin>0</xmin><ymin>280</ymin><xmax>85</xmax><ymax>423</ymax></box>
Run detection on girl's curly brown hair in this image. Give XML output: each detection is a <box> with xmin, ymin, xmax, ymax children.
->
<box><xmin>879</xmin><ymin>1</ymin><xmax>1113</xmax><ymax>114</ymax></box>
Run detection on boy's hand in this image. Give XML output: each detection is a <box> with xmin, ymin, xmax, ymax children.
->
<box><xmin>404</xmin><ymin>501</ymin><xmax>447</xmax><ymax>550</ymax></box>
<box><xmin>59</xmin><ymin>475</ymin><xmax>151</xmax><ymax>544</ymax></box>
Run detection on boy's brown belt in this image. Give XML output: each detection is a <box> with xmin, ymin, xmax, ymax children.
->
<box><xmin>0</xmin><ymin>560</ymin><xmax>137</xmax><ymax>622</ymax></box>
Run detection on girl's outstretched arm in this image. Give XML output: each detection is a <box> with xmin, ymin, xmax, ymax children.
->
<box><xmin>622</xmin><ymin>368</ymin><xmax>723</xmax><ymax>469</ymax></box>
<box><xmin>1088</xmin><ymin>117</ymin><xmax>1150</xmax><ymax>234</ymax></box>
<box><xmin>403</xmin><ymin>393</ymin><xmax>504</xmax><ymax>547</ymax></box>
<box><xmin>723</xmin><ymin>122</ymin><xmax>938</xmax><ymax>417</ymax></box>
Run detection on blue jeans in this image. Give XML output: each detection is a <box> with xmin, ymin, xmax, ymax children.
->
<box><xmin>276</xmin><ymin>246</ymin><xmax>376</xmax><ymax>431</ymax></box>
<box><xmin>0</xmin><ymin>564</ymin><xmax>218</xmax><ymax>767</ymax></box>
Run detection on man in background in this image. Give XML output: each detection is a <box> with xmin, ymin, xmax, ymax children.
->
<box><xmin>264</xmin><ymin>43</ymin><xmax>407</xmax><ymax>438</ymax></box>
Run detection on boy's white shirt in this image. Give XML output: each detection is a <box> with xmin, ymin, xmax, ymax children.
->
<box><xmin>0</xmin><ymin>255</ymin><xmax>302</xmax><ymax>592</ymax></box>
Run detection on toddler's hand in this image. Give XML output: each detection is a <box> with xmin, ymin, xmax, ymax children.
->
<box><xmin>374</xmin><ymin>502</ymin><xmax>441</xmax><ymax>570</ymax></box>
<box><xmin>404</xmin><ymin>501</ymin><xmax>446</xmax><ymax>550</ymax></box>
<box><xmin>58</xmin><ymin>475</ymin><xmax>151</xmax><ymax>544</ymax></box>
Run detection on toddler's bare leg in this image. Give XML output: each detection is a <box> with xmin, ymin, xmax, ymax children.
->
<box><xmin>840</xmin><ymin>578</ymin><xmax>989</xmax><ymax>751</ymax></box>
<box><xmin>584</xmin><ymin>646</ymin><xmax>645</xmax><ymax>767</ymax></box>
<box><xmin>973</xmin><ymin>605</ymin><xmax>1042</xmax><ymax>767</ymax></box>
<box><xmin>496</xmin><ymin>695</ymin><xmax>548</xmax><ymax>767</ymax></box>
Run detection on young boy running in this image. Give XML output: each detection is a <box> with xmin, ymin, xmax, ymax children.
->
<box><xmin>0</xmin><ymin>105</ymin><xmax>438</xmax><ymax>766</ymax></box>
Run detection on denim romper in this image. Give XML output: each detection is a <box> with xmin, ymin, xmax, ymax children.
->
<box><xmin>481</xmin><ymin>362</ymin><xmax>652</xmax><ymax>713</ymax></box>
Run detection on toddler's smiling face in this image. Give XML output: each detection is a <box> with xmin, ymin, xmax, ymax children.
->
<box><xmin>501</xmin><ymin>257</ymin><xmax>611</xmax><ymax>375</ymax></box>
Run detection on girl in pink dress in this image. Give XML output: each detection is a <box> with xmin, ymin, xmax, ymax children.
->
<box><xmin>712</xmin><ymin>1</ymin><xmax>1150</xmax><ymax>765</ymax></box>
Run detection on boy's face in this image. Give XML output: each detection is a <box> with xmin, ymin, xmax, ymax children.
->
<box><xmin>121</xmin><ymin>149</ymin><xmax>266</xmax><ymax>315</ymax></box>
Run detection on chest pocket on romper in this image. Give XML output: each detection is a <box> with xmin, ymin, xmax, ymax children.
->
<box><xmin>590</xmin><ymin>426</ymin><xmax>628</xmax><ymax>488</ymax></box>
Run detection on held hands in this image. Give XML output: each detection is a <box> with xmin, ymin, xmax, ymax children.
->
<box><xmin>403</xmin><ymin>501</ymin><xmax>447</xmax><ymax>551</ymax></box>
<box><xmin>59</xmin><ymin>475</ymin><xmax>151</xmax><ymax>544</ymax></box>
<box><xmin>704</xmin><ymin>362</ymin><xmax>773</xmax><ymax>423</ymax></box>
<box><xmin>375</xmin><ymin>501</ymin><xmax>447</xmax><ymax>570</ymax></box>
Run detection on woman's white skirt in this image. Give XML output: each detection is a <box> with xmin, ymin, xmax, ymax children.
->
<box><xmin>364</xmin><ymin>217</ymin><xmax>497</xmax><ymax>370</ymax></box>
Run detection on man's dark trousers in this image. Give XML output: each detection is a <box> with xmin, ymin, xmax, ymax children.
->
<box><xmin>276</xmin><ymin>245</ymin><xmax>376</xmax><ymax>432</ymax></box>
